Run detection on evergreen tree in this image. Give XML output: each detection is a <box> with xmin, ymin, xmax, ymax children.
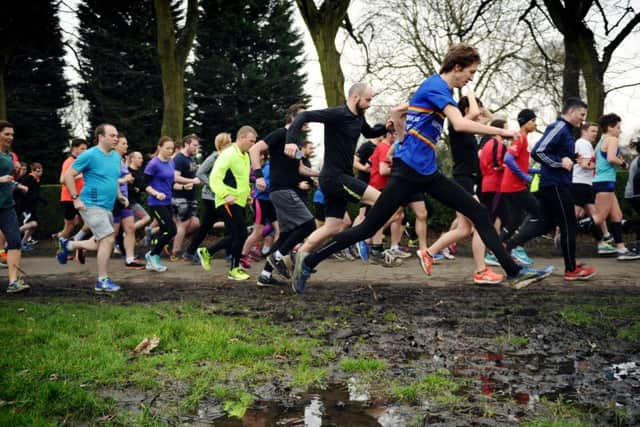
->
<box><xmin>2</xmin><ymin>0</ymin><xmax>71</xmax><ymax>182</ymax></box>
<box><xmin>188</xmin><ymin>0</ymin><xmax>308</xmax><ymax>147</ymax></box>
<box><xmin>77</xmin><ymin>0</ymin><xmax>163</xmax><ymax>155</ymax></box>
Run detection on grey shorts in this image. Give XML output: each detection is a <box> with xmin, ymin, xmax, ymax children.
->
<box><xmin>130</xmin><ymin>202</ymin><xmax>149</xmax><ymax>220</ymax></box>
<box><xmin>79</xmin><ymin>206</ymin><xmax>114</xmax><ymax>241</ymax></box>
<box><xmin>172</xmin><ymin>198</ymin><xmax>199</xmax><ymax>221</ymax></box>
<box><xmin>270</xmin><ymin>189</ymin><xmax>313</xmax><ymax>232</ymax></box>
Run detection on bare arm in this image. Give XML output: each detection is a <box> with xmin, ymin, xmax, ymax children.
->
<box><xmin>605</xmin><ymin>136</ymin><xmax>624</xmax><ymax>165</ymax></box>
<box><xmin>390</xmin><ymin>103</ymin><xmax>408</xmax><ymax>141</ymax></box>
<box><xmin>444</xmin><ymin>105</ymin><xmax>516</xmax><ymax>139</ymax></box>
<box><xmin>379</xmin><ymin>161</ymin><xmax>391</xmax><ymax>176</ymax></box>
<box><xmin>298</xmin><ymin>162</ymin><xmax>319</xmax><ymax>177</ymax></box>
<box><xmin>250</xmin><ymin>140</ymin><xmax>269</xmax><ymax>191</ymax></box>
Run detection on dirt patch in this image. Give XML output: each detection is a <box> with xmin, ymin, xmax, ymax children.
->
<box><xmin>5</xmin><ymin>252</ymin><xmax>640</xmax><ymax>425</ymax></box>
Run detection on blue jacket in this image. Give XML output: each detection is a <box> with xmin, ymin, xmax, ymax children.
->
<box><xmin>531</xmin><ymin>118</ymin><xmax>575</xmax><ymax>187</ymax></box>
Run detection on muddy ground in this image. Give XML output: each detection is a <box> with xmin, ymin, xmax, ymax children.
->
<box><xmin>4</xmin><ymin>243</ymin><xmax>640</xmax><ymax>426</ymax></box>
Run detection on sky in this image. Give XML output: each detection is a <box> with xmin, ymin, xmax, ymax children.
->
<box><xmin>57</xmin><ymin>0</ymin><xmax>640</xmax><ymax>157</ymax></box>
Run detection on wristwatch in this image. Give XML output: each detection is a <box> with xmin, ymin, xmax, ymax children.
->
<box><xmin>71</xmin><ymin>194</ymin><xmax>79</xmax><ymax>200</ymax></box>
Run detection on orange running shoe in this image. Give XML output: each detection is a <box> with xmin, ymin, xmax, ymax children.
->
<box><xmin>417</xmin><ymin>249</ymin><xmax>433</xmax><ymax>276</ymax></box>
<box><xmin>473</xmin><ymin>267</ymin><xmax>504</xmax><ymax>285</ymax></box>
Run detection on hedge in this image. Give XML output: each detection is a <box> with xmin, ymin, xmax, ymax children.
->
<box><xmin>30</xmin><ymin>174</ymin><xmax>637</xmax><ymax>239</ymax></box>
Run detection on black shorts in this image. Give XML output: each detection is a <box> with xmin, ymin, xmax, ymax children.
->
<box><xmin>319</xmin><ymin>174</ymin><xmax>368</xmax><ymax>219</ymax></box>
<box><xmin>60</xmin><ymin>201</ymin><xmax>78</xmax><ymax>220</ymax></box>
<box><xmin>314</xmin><ymin>202</ymin><xmax>326</xmax><ymax>222</ymax></box>
<box><xmin>571</xmin><ymin>183</ymin><xmax>595</xmax><ymax>206</ymax></box>
<box><xmin>254</xmin><ymin>198</ymin><xmax>277</xmax><ymax>225</ymax></box>
<box><xmin>453</xmin><ymin>174</ymin><xmax>480</xmax><ymax>196</ymax></box>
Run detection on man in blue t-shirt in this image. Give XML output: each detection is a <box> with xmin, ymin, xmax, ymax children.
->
<box><xmin>292</xmin><ymin>43</ymin><xmax>554</xmax><ymax>294</ymax></box>
<box><xmin>58</xmin><ymin>123</ymin><xmax>127</xmax><ymax>292</ymax></box>
<box><xmin>170</xmin><ymin>134</ymin><xmax>201</xmax><ymax>261</ymax></box>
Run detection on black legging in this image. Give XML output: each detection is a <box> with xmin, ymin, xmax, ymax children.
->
<box><xmin>506</xmin><ymin>186</ymin><xmax>576</xmax><ymax>272</ymax></box>
<box><xmin>186</xmin><ymin>199</ymin><xmax>217</xmax><ymax>255</ymax></box>
<box><xmin>206</xmin><ymin>203</ymin><xmax>247</xmax><ymax>269</ymax></box>
<box><xmin>500</xmin><ymin>190</ymin><xmax>541</xmax><ymax>243</ymax></box>
<box><xmin>150</xmin><ymin>205</ymin><xmax>176</xmax><ymax>256</ymax></box>
<box><xmin>305</xmin><ymin>160</ymin><xmax>521</xmax><ymax>277</ymax></box>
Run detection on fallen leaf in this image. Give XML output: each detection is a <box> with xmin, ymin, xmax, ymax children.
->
<box><xmin>17</xmin><ymin>308</ymin><xmax>25</xmax><ymax>313</ymax></box>
<box><xmin>133</xmin><ymin>336</ymin><xmax>160</xmax><ymax>354</ymax></box>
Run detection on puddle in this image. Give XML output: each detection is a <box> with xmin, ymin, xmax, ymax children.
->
<box><xmin>604</xmin><ymin>361</ymin><xmax>640</xmax><ymax>381</ymax></box>
<box><xmin>211</xmin><ymin>383</ymin><xmax>413</xmax><ymax>426</ymax></box>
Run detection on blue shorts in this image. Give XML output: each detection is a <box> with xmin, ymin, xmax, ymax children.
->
<box><xmin>593</xmin><ymin>181</ymin><xmax>616</xmax><ymax>193</ymax></box>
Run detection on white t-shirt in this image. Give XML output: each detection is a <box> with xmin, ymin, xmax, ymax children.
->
<box><xmin>573</xmin><ymin>138</ymin><xmax>595</xmax><ymax>185</ymax></box>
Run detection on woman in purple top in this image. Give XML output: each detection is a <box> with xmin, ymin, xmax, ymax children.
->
<box><xmin>144</xmin><ymin>136</ymin><xmax>178</xmax><ymax>272</ymax></box>
<box><xmin>113</xmin><ymin>134</ymin><xmax>145</xmax><ymax>269</ymax></box>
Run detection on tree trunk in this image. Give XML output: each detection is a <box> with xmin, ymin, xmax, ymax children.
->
<box><xmin>295</xmin><ymin>0</ymin><xmax>350</xmax><ymax>107</ymax></box>
<box><xmin>562</xmin><ymin>39</ymin><xmax>580</xmax><ymax>101</ymax></box>
<box><xmin>153</xmin><ymin>0</ymin><xmax>198</xmax><ymax>141</ymax></box>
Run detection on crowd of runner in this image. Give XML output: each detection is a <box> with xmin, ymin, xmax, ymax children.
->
<box><xmin>2</xmin><ymin>43</ymin><xmax>640</xmax><ymax>294</ymax></box>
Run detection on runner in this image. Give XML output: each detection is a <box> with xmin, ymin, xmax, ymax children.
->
<box><xmin>292</xmin><ymin>43</ymin><xmax>553</xmax><ymax>293</ymax></box>
<box><xmin>425</xmin><ymin>93</ymin><xmax>504</xmax><ymax>285</ymax></box>
<box><xmin>126</xmin><ymin>150</ymin><xmax>152</xmax><ymax>233</ymax></box>
<box><xmin>0</xmin><ymin>120</ymin><xmax>29</xmax><ymax>293</ymax></box>
<box><xmin>144</xmin><ymin>136</ymin><xmax>178</xmax><ymax>272</ymax></box>
<box><xmin>183</xmin><ymin>132</ymin><xmax>232</xmax><ymax>261</ymax></box>
<box><xmin>250</xmin><ymin>104</ymin><xmax>320</xmax><ymax>287</ymax></box>
<box><xmin>55</xmin><ymin>138</ymin><xmax>89</xmax><ymax>241</ymax></box>
<box><xmin>584</xmin><ymin>114</ymin><xmax>640</xmax><ymax>260</ymax></box>
<box><xmin>286</xmin><ymin>83</ymin><xmax>391</xmax><ymax>258</ymax></box>
<box><xmin>504</xmin><ymin>98</ymin><xmax>597</xmax><ymax>280</ymax></box>
<box><xmin>58</xmin><ymin>123</ymin><xmax>126</xmax><ymax>292</ymax></box>
<box><xmin>171</xmin><ymin>135</ymin><xmax>201</xmax><ymax>261</ymax></box>
<box><xmin>196</xmin><ymin>126</ymin><xmax>256</xmax><ymax>281</ymax></box>
<box><xmin>112</xmin><ymin>134</ymin><xmax>145</xmax><ymax>269</ymax></box>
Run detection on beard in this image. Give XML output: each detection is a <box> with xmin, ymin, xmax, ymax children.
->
<box><xmin>356</xmin><ymin>102</ymin><xmax>366</xmax><ymax>116</ymax></box>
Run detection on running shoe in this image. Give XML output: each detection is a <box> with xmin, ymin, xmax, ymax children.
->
<box><xmin>56</xmin><ymin>237</ymin><xmax>70</xmax><ymax>265</ymax></box>
<box><xmin>196</xmin><ymin>247</ymin><xmax>212</xmax><ymax>272</ymax></box>
<box><xmin>75</xmin><ymin>248</ymin><xmax>87</xmax><ymax>264</ymax></box>
<box><xmin>370</xmin><ymin>249</ymin><xmax>403</xmax><ymax>267</ymax></box>
<box><xmin>564</xmin><ymin>264</ymin><xmax>596</xmax><ymax>281</ymax></box>
<box><xmin>356</xmin><ymin>241</ymin><xmax>370</xmax><ymax>262</ymax></box>
<box><xmin>228</xmin><ymin>267</ymin><xmax>250</xmax><ymax>281</ymax></box>
<box><xmin>26</xmin><ymin>239</ymin><xmax>38</xmax><ymax>246</ymax></box>
<box><xmin>441</xmin><ymin>247</ymin><xmax>455</xmax><ymax>260</ymax></box>
<box><xmin>145</xmin><ymin>251</ymin><xmax>167</xmax><ymax>272</ymax></box>
<box><xmin>163</xmin><ymin>244</ymin><xmax>172</xmax><ymax>257</ymax></box>
<box><xmin>577</xmin><ymin>217</ymin><xmax>594</xmax><ymax>232</ymax></box>
<box><xmin>292</xmin><ymin>251</ymin><xmax>314</xmax><ymax>294</ymax></box>
<box><xmin>407</xmin><ymin>239</ymin><xmax>418</xmax><ymax>249</ymax></box>
<box><xmin>182</xmin><ymin>251</ymin><xmax>200</xmax><ymax>264</ymax></box>
<box><xmin>7</xmin><ymin>278</ymin><xmax>30</xmax><ymax>293</ymax></box>
<box><xmin>416</xmin><ymin>249</ymin><xmax>433</xmax><ymax>276</ymax></box>
<box><xmin>21</xmin><ymin>242</ymin><xmax>34</xmax><ymax>251</ymax></box>
<box><xmin>484</xmin><ymin>252</ymin><xmax>500</xmax><ymax>267</ymax></box>
<box><xmin>508</xmin><ymin>265</ymin><xmax>554</xmax><ymax>289</ymax></box>
<box><xmin>603</xmin><ymin>234</ymin><xmax>614</xmax><ymax>244</ymax></box>
<box><xmin>248</xmin><ymin>248</ymin><xmax>262</xmax><ymax>261</ymax></box>
<box><xmin>596</xmin><ymin>242</ymin><xmax>617</xmax><ymax>255</ymax></box>
<box><xmin>473</xmin><ymin>267</ymin><xmax>504</xmax><ymax>285</ymax></box>
<box><xmin>267</xmin><ymin>254</ymin><xmax>291</xmax><ymax>279</ymax></box>
<box><xmin>331</xmin><ymin>251</ymin><xmax>345</xmax><ymax>261</ymax></box>
<box><xmin>341</xmin><ymin>248</ymin><xmax>355</xmax><ymax>261</ymax></box>
<box><xmin>113</xmin><ymin>244</ymin><xmax>122</xmax><ymax>255</ymax></box>
<box><xmin>511</xmin><ymin>247</ymin><xmax>533</xmax><ymax>266</ymax></box>
<box><xmin>256</xmin><ymin>273</ymin><xmax>285</xmax><ymax>287</ymax></box>
<box><xmin>125</xmin><ymin>260</ymin><xmax>146</xmax><ymax>270</ymax></box>
<box><xmin>347</xmin><ymin>245</ymin><xmax>359</xmax><ymax>259</ymax></box>
<box><xmin>617</xmin><ymin>248</ymin><xmax>640</xmax><ymax>261</ymax></box>
<box><xmin>94</xmin><ymin>277</ymin><xmax>120</xmax><ymax>292</ymax></box>
<box><xmin>261</xmin><ymin>245</ymin><xmax>272</xmax><ymax>257</ymax></box>
<box><xmin>0</xmin><ymin>249</ymin><xmax>7</xmax><ymax>265</ymax></box>
<box><xmin>388</xmin><ymin>247</ymin><xmax>412</xmax><ymax>259</ymax></box>
<box><xmin>432</xmin><ymin>253</ymin><xmax>445</xmax><ymax>262</ymax></box>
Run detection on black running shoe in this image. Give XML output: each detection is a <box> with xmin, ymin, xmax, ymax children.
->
<box><xmin>267</xmin><ymin>254</ymin><xmax>291</xmax><ymax>279</ymax></box>
<box><xmin>257</xmin><ymin>273</ymin><xmax>285</xmax><ymax>287</ymax></box>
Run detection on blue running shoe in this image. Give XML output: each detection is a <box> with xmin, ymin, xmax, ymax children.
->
<box><xmin>511</xmin><ymin>247</ymin><xmax>533</xmax><ymax>266</ymax></box>
<box><xmin>356</xmin><ymin>241</ymin><xmax>370</xmax><ymax>262</ymax></box>
<box><xmin>56</xmin><ymin>237</ymin><xmax>69</xmax><ymax>265</ymax></box>
<box><xmin>292</xmin><ymin>251</ymin><xmax>315</xmax><ymax>294</ymax></box>
<box><xmin>484</xmin><ymin>252</ymin><xmax>500</xmax><ymax>267</ymax></box>
<box><xmin>432</xmin><ymin>253</ymin><xmax>445</xmax><ymax>262</ymax></box>
<box><xmin>509</xmin><ymin>265</ymin><xmax>553</xmax><ymax>289</ymax></box>
<box><xmin>95</xmin><ymin>277</ymin><xmax>120</xmax><ymax>292</ymax></box>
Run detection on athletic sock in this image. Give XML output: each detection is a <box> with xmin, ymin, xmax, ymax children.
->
<box><xmin>273</xmin><ymin>250</ymin><xmax>283</xmax><ymax>261</ymax></box>
<box><xmin>126</xmin><ymin>257</ymin><xmax>134</xmax><ymax>264</ymax></box>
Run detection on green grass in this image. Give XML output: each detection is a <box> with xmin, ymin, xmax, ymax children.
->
<box><xmin>338</xmin><ymin>357</ymin><xmax>387</xmax><ymax>373</ymax></box>
<box><xmin>392</xmin><ymin>371</ymin><xmax>464</xmax><ymax>405</ymax></box>
<box><xmin>558</xmin><ymin>299</ymin><xmax>640</xmax><ymax>342</ymax></box>
<box><xmin>496</xmin><ymin>334</ymin><xmax>529</xmax><ymax>347</ymax></box>
<box><xmin>0</xmin><ymin>301</ymin><xmax>320</xmax><ymax>424</ymax></box>
<box><xmin>522</xmin><ymin>396</ymin><xmax>592</xmax><ymax>427</ymax></box>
